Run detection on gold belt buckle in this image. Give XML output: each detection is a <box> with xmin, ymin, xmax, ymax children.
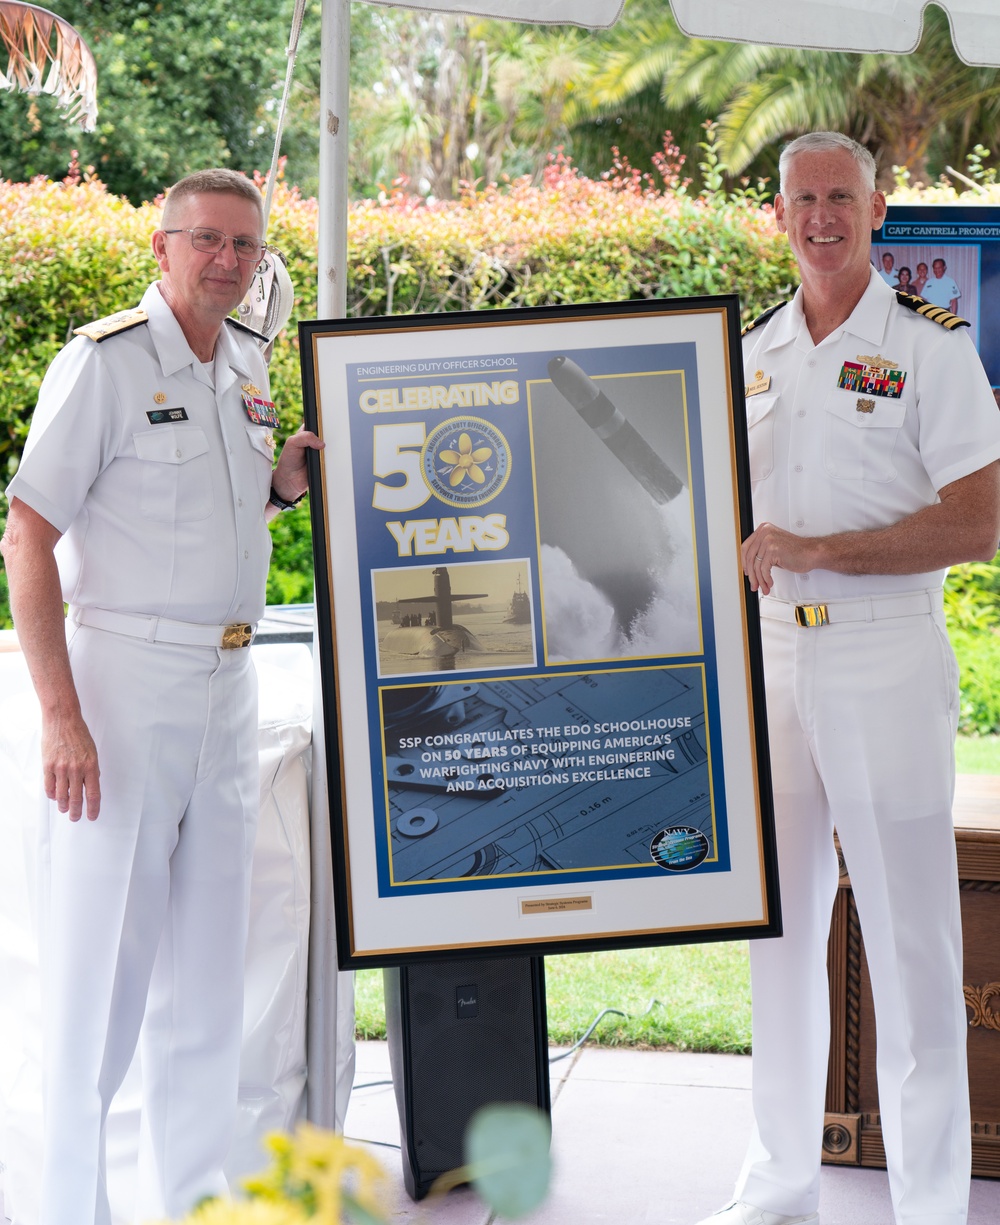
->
<box><xmin>794</xmin><ymin>603</ymin><xmax>829</xmax><ymax>628</ymax></box>
<box><xmin>222</xmin><ymin>622</ymin><xmax>254</xmax><ymax>649</ymax></box>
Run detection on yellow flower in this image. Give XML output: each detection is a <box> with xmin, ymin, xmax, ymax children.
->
<box><xmin>283</xmin><ymin>1123</ymin><xmax>385</xmax><ymax>1221</ymax></box>
<box><xmin>146</xmin><ymin>1199</ymin><xmax>309</xmax><ymax>1224</ymax></box>
<box><xmin>236</xmin><ymin>1124</ymin><xmax>387</xmax><ymax>1222</ymax></box>
<box><xmin>439</xmin><ymin>432</ymin><xmax>492</xmax><ymax>486</ymax></box>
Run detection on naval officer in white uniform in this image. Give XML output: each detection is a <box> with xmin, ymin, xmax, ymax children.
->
<box><xmin>921</xmin><ymin>257</ymin><xmax>962</xmax><ymax>314</ymax></box>
<box><xmin>1</xmin><ymin>168</ymin><xmax>322</xmax><ymax>1225</ymax></box>
<box><xmin>695</xmin><ymin>133</ymin><xmax>1000</xmax><ymax>1225</ymax></box>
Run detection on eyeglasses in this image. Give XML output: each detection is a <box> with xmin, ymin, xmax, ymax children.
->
<box><xmin>162</xmin><ymin>228</ymin><xmax>268</xmax><ymax>263</ymax></box>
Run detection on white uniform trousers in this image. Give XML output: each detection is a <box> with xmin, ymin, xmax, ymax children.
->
<box><xmin>736</xmin><ymin>601</ymin><xmax>970</xmax><ymax>1225</ymax></box>
<box><xmin>37</xmin><ymin>624</ymin><xmax>260</xmax><ymax>1225</ymax></box>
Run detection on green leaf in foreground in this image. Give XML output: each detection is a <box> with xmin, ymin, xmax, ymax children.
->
<box><xmin>463</xmin><ymin>1103</ymin><xmax>552</xmax><ymax>1219</ymax></box>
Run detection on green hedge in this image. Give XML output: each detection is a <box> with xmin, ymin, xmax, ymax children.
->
<box><xmin>0</xmin><ymin>152</ymin><xmax>798</xmax><ymax>627</ymax></box>
<box><xmin>945</xmin><ymin>562</ymin><xmax>1000</xmax><ymax>735</ymax></box>
<box><xmin>0</xmin><ymin>155</ymin><xmax>797</xmax><ymax>479</ymax></box>
<box><xmin>5</xmin><ymin>151</ymin><xmax>1000</xmax><ymax>731</ymax></box>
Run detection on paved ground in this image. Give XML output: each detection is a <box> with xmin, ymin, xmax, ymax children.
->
<box><xmin>3</xmin><ymin>1040</ymin><xmax>997</xmax><ymax>1222</ymax></box>
<box><xmin>345</xmin><ymin>1041</ymin><xmax>1000</xmax><ymax>1225</ymax></box>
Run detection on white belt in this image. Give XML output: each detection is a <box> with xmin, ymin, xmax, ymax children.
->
<box><xmin>71</xmin><ymin>606</ymin><xmax>256</xmax><ymax>649</ymax></box>
<box><xmin>758</xmin><ymin>590</ymin><xmax>938</xmax><ymax>628</ymax></box>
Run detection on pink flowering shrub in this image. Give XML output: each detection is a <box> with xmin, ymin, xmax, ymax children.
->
<box><xmin>1</xmin><ymin>146</ymin><xmax>796</xmax><ymax>477</ymax></box>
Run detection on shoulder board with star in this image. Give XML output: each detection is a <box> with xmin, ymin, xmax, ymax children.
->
<box><xmin>226</xmin><ymin>316</ymin><xmax>268</xmax><ymax>343</ymax></box>
<box><xmin>741</xmin><ymin>300</ymin><xmax>789</xmax><ymax>337</ymax></box>
<box><xmin>895</xmin><ymin>292</ymin><xmax>970</xmax><ymax>331</ymax></box>
<box><xmin>73</xmin><ymin>307</ymin><xmax>148</xmax><ymax>342</ymax></box>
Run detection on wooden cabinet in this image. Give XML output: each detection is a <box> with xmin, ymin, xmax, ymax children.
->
<box><xmin>823</xmin><ymin>774</ymin><xmax>1000</xmax><ymax>1177</ymax></box>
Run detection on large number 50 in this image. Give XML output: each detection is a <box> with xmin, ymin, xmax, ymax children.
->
<box><xmin>372</xmin><ymin>423</ymin><xmax>430</xmax><ymax>512</ymax></box>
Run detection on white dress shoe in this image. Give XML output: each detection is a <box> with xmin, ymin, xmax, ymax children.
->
<box><xmin>695</xmin><ymin>1201</ymin><xmax>819</xmax><ymax>1225</ymax></box>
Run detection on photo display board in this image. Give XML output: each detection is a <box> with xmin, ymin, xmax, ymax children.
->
<box><xmin>874</xmin><ymin>205</ymin><xmax>1000</xmax><ymax>391</ymax></box>
<box><xmin>300</xmin><ymin>298</ymin><xmax>779</xmax><ymax>966</ymax></box>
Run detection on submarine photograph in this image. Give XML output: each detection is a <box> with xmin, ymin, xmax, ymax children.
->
<box><xmin>372</xmin><ymin>558</ymin><xmax>535</xmax><ymax>677</ymax></box>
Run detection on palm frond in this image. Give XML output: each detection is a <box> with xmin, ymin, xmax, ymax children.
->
<box><xmin>0</xmin><ymin>1</ymin><xmax>97</xmax><ymax>130</ymax></box>
<box><xmin>720</xmin><ymin>75</ymin><xmax>852</xmax><ymax>174</ymax></box>
<box><xmin>577</xmin><ymin>19</ymin><xmax>683</xmax><ymax>111</ymax></box>
<box><xmin>665</xmin><ymin>41</ymin><xmax>791</xmax><ymax>112</ymax></box>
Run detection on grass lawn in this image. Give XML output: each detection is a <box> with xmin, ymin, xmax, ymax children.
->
<box><xmin>354</xmin><ymin>735</ymin><xmax>999</xmax><ymax>1054</ymax></box>
<box><xmin>355</xmin><ymin>943</ymin><xmax>752</xmax><ymax>1055</ymax></box>
<box><xmin>955</xmin><ymin>733</ymin><xmax>1000</xmax><ymax>774</ymax></box>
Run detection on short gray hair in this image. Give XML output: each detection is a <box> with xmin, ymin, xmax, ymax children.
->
<box><xmin>778</xmin><ymin>132</ymin><xmax>877</xmax><ymax>195</ymax></box>
<box><xmin>161</xmin><ymin>169</ymin><xmax>264</xmax><ymax>230</ymax></box>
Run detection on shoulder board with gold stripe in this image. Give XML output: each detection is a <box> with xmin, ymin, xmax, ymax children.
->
<box><xmin>895</xmin><ymin>292</ymin><xmax>969</xmax><ymax>331</ymax></box>
<box><xmin>74</xmin><ymin>307</ymin><xmax>148</xmax><ymax>342</ymax></box>
<box><xmin>741</xmin><ymin>300</ymin><xmax>789</xmax><ymax>337</ymax></box>
<box><xmin>226</xmin><ymin>316</ymin><xmax>268</xmax><ymax>343</ymax></box>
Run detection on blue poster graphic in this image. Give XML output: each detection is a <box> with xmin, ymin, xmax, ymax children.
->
<box><xmin>875</xmin><ymin>205</ymin><xmax>1000</xmax><ymax>389</ymax></box>
<box><xmin>343</xmin><ymin>341</ymin><xmax>730</xmax><ymax>896</ymax></box>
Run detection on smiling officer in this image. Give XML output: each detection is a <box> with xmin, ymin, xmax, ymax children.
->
<box><xmin>1</xmin><ymin>168</ymin><xmax>322</xmax><ymax>1225</ymax></box>
<box><xmin>695</xmin><ymin>133</ymin><xmax>1000</xmax><ymax>1225</ymax></box>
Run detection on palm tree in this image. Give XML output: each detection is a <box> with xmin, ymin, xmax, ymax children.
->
<box><xmin>353</xmin><ymin>13</ymin><xmax>486</xmax><ymax>198</ymax></box>
<box><xmin>366</xmin><ymin>91</ymin><xmax>435</xmax><ymax>189</ymax></box>
<box><xmin>570</xmin><ymin>4</ymin><xmax>1000</xmax><ymax>187</ymax></box>
<box><xmin>478</xmin><ymin>26</ymin><xmax>592</xmax><ymax>183</ymax></box>
<box><xmin>353</xmin><ymin>13</ymin><xmax>590</xmax><ymax>198</ymax></box>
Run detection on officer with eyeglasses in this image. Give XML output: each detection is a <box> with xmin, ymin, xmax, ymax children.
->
<box><xmin>1</xmin><ymin>167</ymin><xmax>323</xmax><ymax>1225</ymax></box>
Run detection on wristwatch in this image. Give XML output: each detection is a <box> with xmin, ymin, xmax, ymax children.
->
<box><xmin>268</xmin><ymin>484</ymin><xmax>307</xmax><ymax>511</ymax></box>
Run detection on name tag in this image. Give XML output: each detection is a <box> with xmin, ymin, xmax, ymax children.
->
<box><xmin>146</xmin><ymin>407</ymin><xmax>189</xmax><ymax>424</ymax></box>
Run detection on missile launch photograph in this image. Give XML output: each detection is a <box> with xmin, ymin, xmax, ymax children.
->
<box><xmin>529</xmin><ymin>355</ymin><xmax>702</xmax><ymax>664</ymax></box>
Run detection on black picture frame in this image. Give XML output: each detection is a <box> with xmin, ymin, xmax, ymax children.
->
<box><xmin>299</xmin><ymin>296</ymin><xmax>779</xmax><ymax>967</ymax></box>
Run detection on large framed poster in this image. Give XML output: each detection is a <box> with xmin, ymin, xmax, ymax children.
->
<box><xmin>300</xmin><ymin>297</ymin><xmax>779</xmax><ymax>967</ymax></box>
<box><xmin>874</xmin><ymin>205</ymin><xmax>1000</xmax><ymax>393</ymax></box>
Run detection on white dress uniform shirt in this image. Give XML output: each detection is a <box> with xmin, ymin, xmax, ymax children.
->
<box><xmin>7</xmin><ymin>281</ymin><xmax>275</xmax><ymax>626</ymax></box>
<box><xmin>921</xmin><ymin>273</ymin><xmax>962</xmax><ymax>310</ymax></box>
<box><xmin>742</xmin><ymin>269</ymin><xmax>1000</xmax><ymax>599</ymax></box>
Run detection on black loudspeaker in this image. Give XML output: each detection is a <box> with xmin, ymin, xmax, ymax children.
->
<box><xmin>383</xmin><ymin>955</ymin><xmax>550</xmax><ymax>1201</ymax></box>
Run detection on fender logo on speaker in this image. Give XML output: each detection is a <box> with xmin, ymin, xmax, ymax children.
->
<box><xmin>456</xmin><ymin>985</ymin><xmax>479</xmax><ymax>1018</ymax></box>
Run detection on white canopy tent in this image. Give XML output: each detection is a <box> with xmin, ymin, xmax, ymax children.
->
<box><xmin>671</xmin><ymin>0</ymin><xmax>1000</xmax><ymax>66</ymax></box>
<box><xmin>355</xmin><ymin>0</ymin><xmax>1000</xmax><ymax>64</ymax></box>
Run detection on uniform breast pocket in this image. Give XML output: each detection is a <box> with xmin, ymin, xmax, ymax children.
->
<box><xmin>745</xmin><ymin>392</ymin><xmax>778</xmax><ymax>481</ymax></box>
<box><xmin>823</xmin><ymin>391</ymin><xmax>907</xmax><ymax>482</ymax></box>
<box><xmin>133</xmin><ymin>425</ymin><xmax>214</xmax><ymax>521</ymax></box>
<box><xmin>245</xmin><ymin>424</ymin><xmax>276</xmax><ymax>505</ymax></box>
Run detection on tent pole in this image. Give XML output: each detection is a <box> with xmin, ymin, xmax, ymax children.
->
<box><xmin>306</xmin><ymin>0</ymin><xmax>356</xmax><ymax>1138</ymax></box>
<box><xmin>318</xmin><ymin>0</ymin><xmax>351</xmax><ymax>319</ymax></box>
